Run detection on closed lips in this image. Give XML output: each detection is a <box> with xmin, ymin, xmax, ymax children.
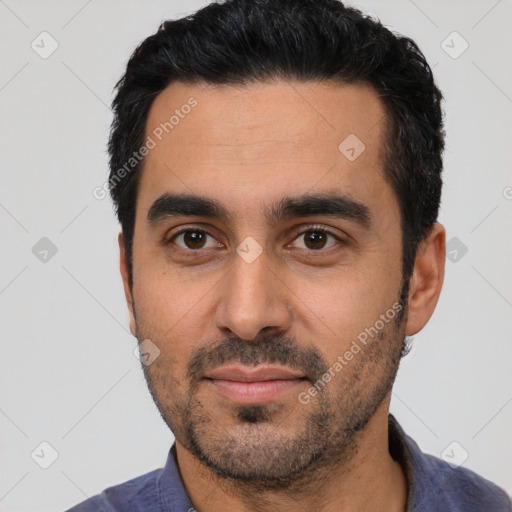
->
<box><xmin>204</xmin><ymin>366</ymin><xmax>306</xmax><ymax>382</ymax></box>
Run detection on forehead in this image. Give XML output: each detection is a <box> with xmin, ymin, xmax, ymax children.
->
<box><xmin>137</xmin><ymin>80</ymin><xmax>394</xmax><ymax>225</ymax></box>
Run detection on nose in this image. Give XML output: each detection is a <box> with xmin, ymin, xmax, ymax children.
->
<box><xmin>214</xmin><ymin>247</ymin><xmax>292</xmax><ymax>341</ymax></box>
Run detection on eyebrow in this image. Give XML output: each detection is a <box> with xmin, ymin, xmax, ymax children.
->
<box><xmin>147</xmin><ymin>191</ymin><xmax>372</xmax><ymax>228</ymax></box>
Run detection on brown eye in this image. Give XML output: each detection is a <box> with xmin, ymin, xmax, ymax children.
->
<box><xmin>303</xmin><ymin>231</ymin><xmax>328</xmax><ymax>250</ymax></box>
<box><xmin>291</xmin><ymin>228</ymin><xmax>340</xmax><ymax>251</ymax></box>
<box><xmin>170</xmin><ymin>230</ymin><xmax>218</xmax><ymax>250</ymax></box>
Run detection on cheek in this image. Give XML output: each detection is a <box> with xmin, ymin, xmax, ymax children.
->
<box><xmin>133</xmin><ymin>243</ymin><xmax>199</xmax><ymax>321</ymax></box>
<box><xmin>131</xmin><ymin>257</ymin><xmax>221</xmax><ymax>359</ymax></box>
<box><xmin>287</xmin><ymin>258</ymin><xmax>402</xmax><ymax>354</ymax></box>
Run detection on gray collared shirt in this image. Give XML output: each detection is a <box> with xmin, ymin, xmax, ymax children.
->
<box><xmin>65</xmin><ymin>415</ymin><xmax>511</xmax><ymax>511</ymax></box>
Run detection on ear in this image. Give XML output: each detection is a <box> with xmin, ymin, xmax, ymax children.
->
<box><xmin>118</xmin><ymin>232</ymin><xmax>137</xmax><ymax>337</ymax></box>
<box><xmin>405</xmin><ymin>223</ymin><xmax>446</xmax><ymax>336</ymax></box>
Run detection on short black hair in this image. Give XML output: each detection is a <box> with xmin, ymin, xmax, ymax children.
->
<box><xmin>108</xmin><ymin>0</ymin><xmax>445</xmax><ymax>299</ymax></box>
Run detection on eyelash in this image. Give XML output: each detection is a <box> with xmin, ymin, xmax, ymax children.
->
<box><xmin>164</xmin><ymin>225</ymin><xmax>344</xmax><ymax>254</ymax></box>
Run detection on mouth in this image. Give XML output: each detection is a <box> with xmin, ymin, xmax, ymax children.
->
<box><xmin>204</xmin><ymin>365</ymin><xmax>307</xmax><ymax>405</ymax></box>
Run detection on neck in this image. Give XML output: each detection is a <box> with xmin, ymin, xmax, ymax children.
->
<box><xmin>174</xmin><ymin>400</ymin><xmax>408</xmax><ymax>512</ymax></box>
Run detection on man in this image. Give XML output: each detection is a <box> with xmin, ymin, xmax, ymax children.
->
<box><xmin>67</xmin><ymin>0</ymin><xmax>511</xmax><ymax>510</ymax></box>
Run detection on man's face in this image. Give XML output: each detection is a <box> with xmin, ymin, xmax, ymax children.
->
<box><xmin>125</xmin><ymin>80</ymin><xmax>407</xmax><ymax>483</ymax></box>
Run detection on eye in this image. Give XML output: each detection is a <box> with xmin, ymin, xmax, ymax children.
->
<box><xmin>290</xmin><ymin>227</ymin><xmax>342</xmax><ymax>251</ymax></box>
<box><xmin>168</xmin><ymin>229</ymin><xmax>220</xmax><ymax>251</ymax></box>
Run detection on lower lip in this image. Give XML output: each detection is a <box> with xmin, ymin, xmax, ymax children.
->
<box><xmin>207</xmin><ymin>378</ymin><xmax>305</xmax><ymax>404</ymax></box>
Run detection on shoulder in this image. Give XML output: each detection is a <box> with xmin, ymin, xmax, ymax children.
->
<box><xmin>64</xmin><ymin>468</ymin><xmax>162</xmax><ymax>512</ymax></box>
<box><xmin>388</xmin><ymin>415</ymin><xmax>511</xmax><ymax>512</ymax></box>
<box><xmin>416</xmin><ymin>452</ymin><xmax>511</xmax><ymax>511</ymax></box>
<box><xmin>404</xmin><ymin>436</ymin><xmax>511</xmax><ymax>511</ymax></box>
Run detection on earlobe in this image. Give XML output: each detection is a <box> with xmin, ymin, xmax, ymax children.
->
<box><xmin>405</xmin><ymin>223</ymin><xmax>446</xmax><ymax>336</ymax></box>
<box><xmin>118</xmin><ymin>232</ymin><xmax>137</xmax><ymax>337</ymax></box>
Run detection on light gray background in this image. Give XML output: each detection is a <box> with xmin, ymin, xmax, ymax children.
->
<box><xmin>1</xmin><ymin>1</ymin><xmax>511</xmax><ymax>510</ymax></box>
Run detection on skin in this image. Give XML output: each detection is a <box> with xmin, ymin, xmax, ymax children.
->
<box><xmin>118</xmin><ymin>80</ymin><xmax>446</xmax><ymax>512</ymax></box>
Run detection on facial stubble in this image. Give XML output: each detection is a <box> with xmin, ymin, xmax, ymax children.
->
<box><xmin>134</xmin><ymin>299</ymin><xmax>406</xmax><ymax>491</ymax></box>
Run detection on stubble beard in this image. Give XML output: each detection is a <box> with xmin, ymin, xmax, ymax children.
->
<box><xmin>137</xmin><ymin>303</ymin><xmax>406</xmax><ymax>491</ymax></box>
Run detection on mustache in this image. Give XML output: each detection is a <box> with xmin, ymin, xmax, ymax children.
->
<box><xmin>187</xmin><ymin>334</ymin><xmax>329</xmax><ymax>386</ymax></box>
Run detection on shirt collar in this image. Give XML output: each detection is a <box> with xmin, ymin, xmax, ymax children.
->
<box><xmin>157</xmin><ymin>443</ymin><xmax>195</xmax><ymax>512</ymax></box>
<box><xmin>388</xmin><ymin>413</ymin><xmax>449</xmax><ymax>511</ymax></box>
